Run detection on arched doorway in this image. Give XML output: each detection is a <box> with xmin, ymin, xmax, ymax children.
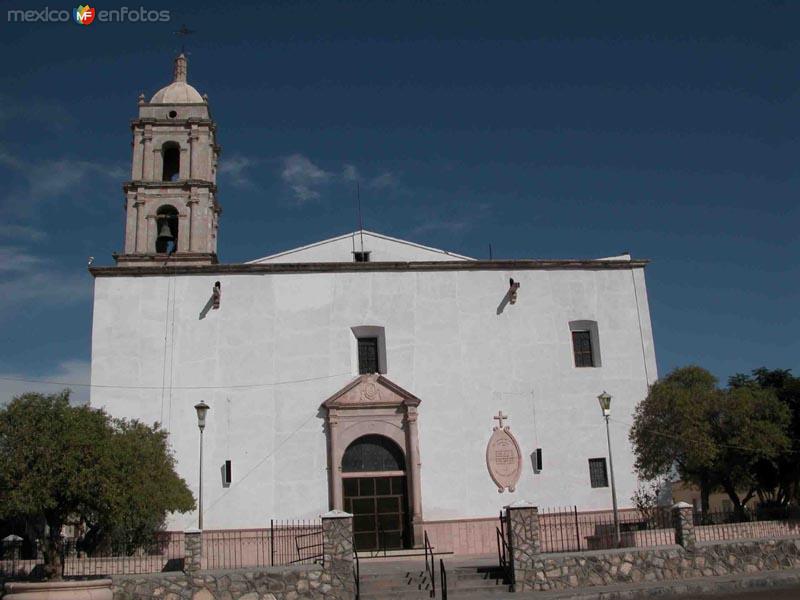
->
<box><xmin>322</xmin><ymin>374</ymin><xmax>424</xmax><ymax>548</ymax></box>
<box><xmin>342</xmin><ymin>435</ymin><xmax>410</xmax><ymax>551</ymax></box>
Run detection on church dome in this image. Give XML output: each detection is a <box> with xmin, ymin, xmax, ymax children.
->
<box><xmin>150</xmin><ymin>54</ymin><xmax>205</xmax><ymax>104</ymax></box>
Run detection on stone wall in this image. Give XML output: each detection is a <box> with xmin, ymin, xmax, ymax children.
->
<box><xmin>109</xmin><ymin>514</ymin><xmax>355</xmax><ymax>600</ymax></box>
<box><xmin>527</xmin><ymin>537</ymin><xmax>800</xmax><ymax>592</ymax></box>
<box><xmin>505</xmin><ymin>502</ymin><xmax>800</xmax><ymax>593</ymax></box>
<box><xmin>112</xmin><ymin>565</ymin><xmax>338</xmax><ymax>600</ymax></box>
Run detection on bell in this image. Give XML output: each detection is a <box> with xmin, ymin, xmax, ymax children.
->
<box><xmin>157</xmin><ymin>221</ymin><xmax>174</xmax><ymax>243</ymax></box>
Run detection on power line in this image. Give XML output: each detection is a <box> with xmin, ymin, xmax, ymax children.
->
<box><xmin>183</xmin><ymin>409</ymin><xmax>319</xmax><ymax>526</ymax></box>
<box><xmin>0</xmin><ymin>371</ymin><xmax>353</xmax><ymax>391</ymax></box>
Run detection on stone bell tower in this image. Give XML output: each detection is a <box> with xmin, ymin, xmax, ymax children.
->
<box><xmin>116</xmin><ymin>54</ymin><xmax>221</xmax><ymax>266</ymax></box>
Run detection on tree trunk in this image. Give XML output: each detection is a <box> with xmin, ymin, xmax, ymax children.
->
<box><xmin>722</xmin><ymin>482</ymin><xmax>746</xmax><ymax>518</ymax></box>
<box><xmin>700</xmin><ymin>476</ymin><xmax>711</xmax><ymax>521</ymax></box>
<box><xmin>43</xmin><ymin>516</ymin><xmax>63</xmax><ymax>581</ymax></box>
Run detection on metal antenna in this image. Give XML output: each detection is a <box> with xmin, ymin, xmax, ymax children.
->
<box><xmin>174</xmin><ymin>24</ymin><xmax>196</xmax><ymax>54</ymax></box>
<box><xmin>489</xmin><ymin>243</ymin><xmax>493</xmax><ymax>260</ymax></box>
<box><xmin>357</xmin><ymin>181</ymin><xmax>364</xmax><ymax>254</ymax></box>
<box><xmin>352</xmin><ymin>183</ymin><xmax>358</xmax><ymax>256</ymax></box>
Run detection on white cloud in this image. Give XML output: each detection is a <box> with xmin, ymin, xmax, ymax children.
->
<box><xmin>0</xmin><ymin>359</ymin><xmax>91</xmax><ymax>407</ymax></box>
<box><xmin>0</xmin><ymin>95</ymin><xmax>76</xmax><ymax>132</ymax></box>
<box><xmin>410</xmin><ymin>202</ymin><xmax>491</xmax><ymax>237</ymax></box>
<box><xmin>218</xmin><ymin>155</ymin><xmax>258</xmax><ymax>188</ymax></box>
<box><xmin>342</xmin><ymin>164</ymin><xmax>359</xmax><ymax>182</ymax></box>
<box><xmin>0</xmin><ymin>224</ymin><xmax>47</xmax><ymax>242</ymax></box>
<box><xmin>341</xmin><ymin>164</ymin><xmax>397</xmax><ymax>191</ymax></box>
<box><xmin>366</xmin><ymin>172</ymin><xmax>397</xmax><ymax>190</ymax></box>
<box><xmin>0</xmin><ymin>247</ymin><xmax>92</xmax><ymax>310</ymax></box>
<box><xmin>281</xmin><ymin>154</ymin><xmax>331</xmax><ymax>204</ymax></box>
<box><xmin>0</xmin><ymin>148</ymin><xmax>126</xmax><ymax>218</ymax></box>
<box><xmin>410</xmin><ymin>218</ymin><xmax>472</xmax><ymax>236</ymax></box>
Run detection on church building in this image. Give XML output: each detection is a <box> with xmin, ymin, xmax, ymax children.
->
<box><xmin>89</xmin><ymin>55</ymin><xmax>658</xmax><ymax>552</ymax></box>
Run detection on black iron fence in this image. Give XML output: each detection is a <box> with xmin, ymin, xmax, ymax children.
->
<box><xmin>692</xmin><ymin>506</ymin><xmax>800</xmax><ymax>542</ymax></box>
<box><xmin>271</xmin><ymin>519</ymin><xmax>324</xmax><ymax>566</ymax></box>
<box><xmin>203</xmin><ymin>520</ymin><xmax>323</xmax><ymax>569</ymax></box>
<box><xmin>0</xmin><ymin>532</ymin><xmax>185</xmax><ymax>579</ymax></box>
<box><xmin>0</xmin><ymin>519</ymin><xmax>325</xmax><ymax>579</ymax></box>
<box><xmin>538</xmin><ymin>506</ymin><xmax>674</xmax><ymax>553</ymax></box>
<box><xmin>62</xmin><ymin>533</ymin><xmax>185</xmax><ymax>576</ymax></box>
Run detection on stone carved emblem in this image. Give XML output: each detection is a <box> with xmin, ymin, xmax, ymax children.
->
<box><xmin>486</xmin><ymin>411</ymin><xmax>523</xmax><ymax>493</ymax></box>
<box><xmin>361</xmin><ymin>380</ymin><xmax>380</xmax><ymax>402</ymax></box>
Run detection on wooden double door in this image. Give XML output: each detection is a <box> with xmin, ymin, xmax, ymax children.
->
<box><xmin>343</xmin><ymin>475</ymin><xmax>409</xmax><ymax>551</ymax></box>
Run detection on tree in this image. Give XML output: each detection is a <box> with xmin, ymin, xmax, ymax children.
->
<box><xmin>629</xmin><ymin>366</ymin><xmax>719</xmax><ymax>514</ymax></box>
<box><xmin>631</xmin><ymin>477</ymin><xmax>668</xmax><ymax>528</ymax></box>
<box><xmin>0</xmin><ymin>391</ymin><xmax>194</xmax><ymax>579</ymax></box>
<box><xmin>706</xmin><ymin>386</ymin><xmax>791</xmax><ymax>515</ymax></box>
<box><xmin>630</xmin><ymin>366</ymin><xmax>792</xmax><ymax>517</ymax></box>
<box><xmin>729</xmin><ymin>368</ymin><xmax>800</xmax><ymax>506</ymax></box>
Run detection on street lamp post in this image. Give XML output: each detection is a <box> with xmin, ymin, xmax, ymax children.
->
<box><xmin>194</xmin><ymin>401</ymin><xmax>210</xmax><ymax>530</ymax></box>
<box><xmin>598</xmin><ymin>391</ymin><xmax>620</xmax><ymax>546</ymax></box>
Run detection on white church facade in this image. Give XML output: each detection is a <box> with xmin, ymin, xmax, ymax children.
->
<box><xmin>89</xmin><ymin>56</ymin><xmax>658</xmax><ymax>551</ymax></box>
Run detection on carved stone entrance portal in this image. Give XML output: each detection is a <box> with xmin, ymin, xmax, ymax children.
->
<box><xmin>322</xmin><ymin>374</ymin><xmax>424</xmax><ymax>548</ymax></box>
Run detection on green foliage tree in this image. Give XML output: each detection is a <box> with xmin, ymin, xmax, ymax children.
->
<box><xmin>0</xmin><ymin>391</ymin><xmax>194</xmax><ymax>580</ymax></box>
<box><xmin>729</xmin><ymin>368</ymin><xmax>800</xmax><ymax>506</ymax></box>
<box><xmin>630</xmin><ymin>365</ymin><xmax>791</xmax><ymax>516</ymax></box>
<box><xmin>706</xmin><ymin>386</ymin><xmax>791</xmax><ymax>514</ymax></box>
<box><xmin>629</xmin><ymin>365</ymin><xmax>719</xmax><ymax>514</ymax></box>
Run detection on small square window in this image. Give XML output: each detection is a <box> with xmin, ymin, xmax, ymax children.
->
<box><xmin>572</xmin><ymin>330</ymin><xmax>594</xmax><ymax>367</ymax></box>
<box><xmin>358</xmin><ymin>337</ymin><xmax>379</xmax><ymax>374</ymax></box>
<box><xmin>588</xmin><ymin>458</ymin><xmax>609</xmax><ymax>488</ymax></box>
<box><xmin>353</xmin><ymin>251</ymin><xmax>371</xmax><ymax>262</ymax></box>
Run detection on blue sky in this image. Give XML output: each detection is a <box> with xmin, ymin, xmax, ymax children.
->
<box><xmin>0</xmin><ymin>0</ymin><xmax>797</xmax><ymax>403</ymax></box>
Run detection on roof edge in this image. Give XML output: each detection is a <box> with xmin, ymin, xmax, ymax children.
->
<box><xmin>90</xmin><ymin>258</ymin><xmax>650</xmax><ymax>278</ymax></box>
<box><xmin>248</xmin><ymin>230</ymin><xmax>475</xmax><ymax>263</ymax></box>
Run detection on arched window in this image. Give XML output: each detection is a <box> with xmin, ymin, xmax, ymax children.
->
<box><xmin>342</xmin><ymin>435</ymin><xmax>405</xmax><ymax>473</ymax></box>
<box><xmin>155</xmin><ymin>205</ymin><xmax>179</xmax><ymax>254</ymax></box>
<box><xmin>161</xmin><ymin>142</ymin><xmax>180</xmax><ymax>182</ymax></box>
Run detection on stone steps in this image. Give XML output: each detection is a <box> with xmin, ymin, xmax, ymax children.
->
<box><xmin>357</xmin><ymin>561</ymin><xmax>513</xmax><ymax>599</ymax></box>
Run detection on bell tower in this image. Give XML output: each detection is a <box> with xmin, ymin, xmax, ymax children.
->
<box><xmin>116</xmin><ymin>54</ymin><xmax>221</xmax><ymax>266</ymax></box>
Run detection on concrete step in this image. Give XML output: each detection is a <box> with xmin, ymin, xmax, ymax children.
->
<box><xmin>356</xmin><ymin>558</ymin><xmax>513</xmax><ymax>598</ymax></box>
<box><xmin>359</xmin><ymin>549</ymin><xmax>453</xmax><ymax>561</ymax></box>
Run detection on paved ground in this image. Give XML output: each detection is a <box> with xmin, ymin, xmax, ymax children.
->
<box><xmin>530</xmin><ymin>568</ymin><xmax>800</xmax><ymax>600</ymax></box>
<box><xmin>704</xmin><ymin>589</ymin><xmax>800</xmax><ymax>599</ymax></box>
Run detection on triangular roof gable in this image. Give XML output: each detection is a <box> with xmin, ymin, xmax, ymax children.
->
<box><xmin>323</xmin><ymin>374</ymin><xmax>422</xmax><ymax>409</ymax></box>
<box><xmin>249</xmin><ymin>230</ymin><xmax>474</xmax><ymax>264</ymax></box>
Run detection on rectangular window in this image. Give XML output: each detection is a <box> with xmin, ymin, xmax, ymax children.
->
<box><xmin>358</xmin><ymin>337</ymin><xmax>379</xmax><ymax>374</ymax></box>
<box><xmin>588</xmin><ymin>458</ymin><xmax>609</xmax><ymax>488</ymax></box>
<box><xmin>353</xmin><ymin>251</ymin><xmax>371</xmax><ymax>262</ymax></box>
<box><xmin>572</xmin><ymin>330</ymin><xmax>594</xmax><ymax>367</ymax></box>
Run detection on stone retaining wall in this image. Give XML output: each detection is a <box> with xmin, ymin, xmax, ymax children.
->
<box><xmin>111</xmin><ymin>514</ymin><xmax>354</xmax><ymax>600</ymax></box>
<box><xmin>528</xmin><ymin>537</ymin><xmax>800</xmax><ymax>592</ymax></box>
<box><xmin>112</xmin><ymin>565</ymin><xmax>336</xmax><ymax>600</ymax></box>
<box><xmin>505</xmin><ymin>502</ymin><xmax>800</xmax><ymax>593</ymax></box>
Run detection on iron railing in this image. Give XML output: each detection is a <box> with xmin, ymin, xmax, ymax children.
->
<box><xmin>538</xmin><ymin>506</ymin><xmax>674</xmax><ymax>553</ymax></box>
<box><xmin>439</xmin><ymin>558</ymin><xmax>447</xmax><ymax>600</ymax></box>
<box><xmin>0</xmin><ymin>532</ymin><xmax>185</xmax><ymax>579</ymax></box>
<box><xmin>692</xmin><ymin>506</ymin><xmax>800</xmax><ymax>542</ymax></box>
<box><xmin>496</xmin><ymin>510</ymin><xmax>514</xmax><ymax>588</ymax></box>
<box><xmin>353</xmin><ymin>546</ymin><xmax>360</xmax><ymax>600</ymax></box>
<box><xmin>423</xmin><ymin>530</ymin><xmax>435</xmax><ymax>599</ymax></box>
<box><xmin>271</xmin><ymin>519</ymin><xmax>323</xmax><ymax>566</ymax></box>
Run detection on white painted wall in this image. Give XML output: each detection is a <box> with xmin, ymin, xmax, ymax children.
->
<box><xmin>89</xmin><ymin>266</ymin><xmax>657</xmax><ymax>530</ymax></box>
<box><xmin>249</xmin><ymin>231</ymin><xmax>474</xmax><ymax>263</ymax></box>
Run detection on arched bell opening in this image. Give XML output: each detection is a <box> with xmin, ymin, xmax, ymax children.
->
<box><xmin>342</xmin><ymin>435</ymin><xmax>410</xmax><ymax>551</ymax></box>
<box><xmin>161</xmin><ymin>142</ymin><xmax>181</xmax><ymax>182</ymax></box>
<box><xmin>155</xmin><ymin>204</ymin><xmax>179</xmax><ymax>254</ymax></box>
